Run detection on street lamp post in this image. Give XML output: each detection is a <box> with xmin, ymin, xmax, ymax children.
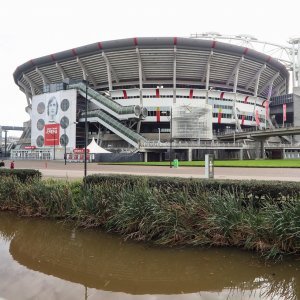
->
<box><xmin>169</xmin><ymin>106</ymin><xmax>173</xmax><ymax>168</ymax></box>
<box><xmin>64</xmin><ymin>128</ymin><xmax>67</xmax><ymax>165</ymax></box>
<box><xmin>84</xmin><ymin>79</ymin><xmax>88</xmax><ymax>183</ymax></box>
<box><xmin>53</xmin><ymin>130</ymin><xmax>56</xmax><ymax>160</ymax></box>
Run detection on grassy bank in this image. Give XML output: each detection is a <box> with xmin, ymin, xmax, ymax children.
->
<box><xmin>1</xmin><ymin>174</ymin><xmax>300</xmax><ymax>259</ymax></box>
<box><xmin>100</xmin><ymin>159</ymin><xmax>300</xmax><ymax>168</ymax></box>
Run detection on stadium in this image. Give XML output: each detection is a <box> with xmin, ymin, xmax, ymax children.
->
<box><xmin>11</xmin><ymin>34</ymin><xmax>300</xmax><ymax>161</ymax></box>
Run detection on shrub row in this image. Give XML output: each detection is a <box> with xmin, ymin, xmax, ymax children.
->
<box><xmin>85</xmin><ymin>174</ymin><xmax>300</xmax><ymax>204</ymax></box>
<box><xmin>1</xmin><ymin>174</ymin><xmax>300</xmax><ymax>259</ymax></box>
<box><xmin>0</xmin><ymin>169</ymin><xmax>42</xmax><ymax>182</ymax></box>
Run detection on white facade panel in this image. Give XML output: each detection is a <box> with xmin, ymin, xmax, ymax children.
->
<box><xmin>31</xmin><ymin>89</ymin><xmax>77</xmax><ymax>150</ymax></box>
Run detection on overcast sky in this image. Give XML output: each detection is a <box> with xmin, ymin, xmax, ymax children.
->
<box><xmin>1</xmin><ymin>0</ymin><xmax>300</xmax><ymax>134</ymax></box>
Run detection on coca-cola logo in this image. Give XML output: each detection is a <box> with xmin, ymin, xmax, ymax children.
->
<box><xmin>46</xmin><ymin>127</ymin><xmax>58</xmax><ymax>135</ymax></box>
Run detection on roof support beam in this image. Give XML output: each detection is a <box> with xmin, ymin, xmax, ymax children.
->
<box><xmin>77</xmin><ymin>57</ymin><xmax>97</xmax><ymax>87</ymax></box>
<box><xmin>136</xmin><ymin>47</ymin><xmax>145</xmax><ymax>106</ymax></box>
<box><xmin>258</xmin><ymin>72</ymin><xmax>280</xmax><ymax>96</ymax></box>
<box><xmin>23</xmin><ymin>74</ymin><xmax>42</xmax><ymax>95</ymax></box>
<box><xmin>173</xmin><ymin>46</ymin><xmax>177</xmax><ymax>104</ymax></box>
<box><xmin>272</xmin><ymin>81</ymin><xmax>286</xmax><ymax>97</ymax></box>
<box><xmin>18</xmin><ymin>80</ymin><xmax>31</xmax><ymax>106</ymax></box>
<box><xmin>136</xmin><ymin>47</ymin><xmax>146</xmax><ymax>83</ymax></box>
<box><xmin>202</xmin><ymin>51</ymin><xmax>213</xmax><ymax>90</ymax></box>
<box><xmin>56</xmin><ymin>62</ymin><xmax>67</xmax><ymax>80</ymax></box>
<box><xmin>102</xmin><ymin>52</ymin><xmax>119</xmax><ymax>88</ymax></box>
<box><xmin>245</xmin><ymin>64</ymin><xmax>266</xmax><ymax>93</ymax></box>
<box><xmin>35</xmin><ymin>67</ymin><xmax>50</xmax><ymax>85</ymax></box>
<box><xmin>227</xmin><ymin>56</ymin><xmax>244</xmax><ymax>87</ymax></box>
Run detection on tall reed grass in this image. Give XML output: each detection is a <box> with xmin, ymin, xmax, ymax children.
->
<box><xmin>1</xmin><ymin>175</ymin><xmax>300</xmax><ymax>259</ymax></box>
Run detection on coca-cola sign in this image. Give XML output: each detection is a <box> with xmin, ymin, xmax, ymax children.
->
<box><xmin>44</xmin><ymin>124</ymin><xmax>60</xmax><ymax>146</ymax></box>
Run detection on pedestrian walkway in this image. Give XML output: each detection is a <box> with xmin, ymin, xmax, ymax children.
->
<box><xmin>3</xmin><ymin>159</ymin><xmax>300</xmax><ymax>182</ymax></box>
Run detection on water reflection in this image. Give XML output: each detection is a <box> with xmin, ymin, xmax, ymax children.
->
<box><xmin>0</xmin><ymin>212</ymin><xmax>299</xmax><ymax>299</ymax></box>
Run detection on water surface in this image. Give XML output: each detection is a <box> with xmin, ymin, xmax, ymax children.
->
<box><xmin>0</xmin><ymin>212</ymin><xmax>299</xmax><ymax>300</ymax></box>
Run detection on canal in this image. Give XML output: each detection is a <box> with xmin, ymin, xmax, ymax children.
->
<box><xmin>0</xmin><ymin>212</ymin><xmax>299</xmax><ymax>300</ymax></box>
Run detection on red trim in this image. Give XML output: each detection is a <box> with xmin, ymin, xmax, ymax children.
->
<box><xmin>241</xmin><ymin>115</ymin><xmax>245</xmax><ymax>126</ymax></box>
<box><xmin>50</xmin><ymin>54</ymin><xmax>56</xmax><ymax>62</ymax></box>
<box><xmin>255</xmin><ymin>110</ymin><xmax>260</xmax><ymax>125</ymax></box>
<box><xmin>265</xmin><ymin>100</ymin><xmax>269</xmax><ymax>117</ymax></box>
<box><xmin>211</xmin><ymin>41</ymin><xmax>216</xmax><ymax>48</ymax></box>
<box><xmin>97</xmin><ymin>42</ymin><xmax>103</xmax><ymax>49</ymax></box>
<box><xmin>134</xmin><ymin>37</ymin><xmax>138</xmax><ymax>46</ymax></box>
<box><xmin>123</xmin><ymin>90</ymin><xmax>128</xmax><ymax>99</ymax></box>
<box><xmin>218</xmin><ymin>108</ymin><xmax>222</xmax><ymax>124</ymax></box>
<box><xmin>156</xmin><ymin>107</ymin><xmax>160</xmax><ymax>122</ymax></box>
<box><xmin>72</xmin><ymin>48</ymin><xmax>77</xmax><ymax>56</ymax></box>
<box><xmin>283</xmin><ymin>103</ymin><xmax>287</xmax><ymax>122</ymax></box>
<box><xmin>244</xmin><ymin>96</ymin><xmax>249</xmax><ymax>103</ymax></box>
<box><xmin>220</xmin><ymin>92</ymin><xmax>224</xmax><ymax>100</ymax></box>
<box><xmin>189</xmin><ymin>89</ymin><xmax>193</xmax><ymax>99</ymax></box>
<box><xmin>156</xmin><ymin>88</ymin><xmax>160</xmax><ymax>98</ymax></box>
<box><xmin>174</xmin><ymin>37</ymin><xmax>177</xmax><ymax>45</ymax></box>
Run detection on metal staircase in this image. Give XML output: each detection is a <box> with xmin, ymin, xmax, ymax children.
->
<box><xmin>68</xmin><ymin>82</ymin><xmax>143</xmax><ymax>120</ymax></box>
<box><xmin>80</xmin><ymin>110</ymin><xmax>147</xmax><ymax>148</ymax></box>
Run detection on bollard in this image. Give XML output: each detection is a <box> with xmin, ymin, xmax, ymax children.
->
<box><xmin>204</xmin><ymin>154</ymin><xmax>214</xmax><ymax>179</ymax></box>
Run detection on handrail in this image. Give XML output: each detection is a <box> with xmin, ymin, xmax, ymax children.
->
<box><xmin>81</xmin><ymin>110</ymin><xmax>146</xmax><ymax>146</ymax></box>
<box><xmin>68</xmin><ymin>82</ymin><xmax>143</xmax><ymax>118</ymax></box>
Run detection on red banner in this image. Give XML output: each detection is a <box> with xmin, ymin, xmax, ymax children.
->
<box><xmin>156</xmin><ymin>88</ymin><xmax>160</xmax><ymax>98</ymax></box>
<box><xmin>44</xmin><ymin>124</ymin><xmax>60</xmax><ymax>146</ymax></box>
<box><xmin>217</xmin><ymin>107</ymin><xmax>222</xmax><ymax>124</ymax></box>
<box><xmin>241</xmin><ymin>115</ymin><xmax>245</xmax><ymax>126</ymax></box>
<box><xmin>283</xmin><ymin>103</ymin><xmax>287</xmax><ymax>122</ymax></box>
<box><xmin>265</xmin><ymin>100</ymin><xmax>269</xmax><ymax>118</ymax></box>
<box><xmin>156</xmin><ymin>107</ymin><xmax>160</xmax><ymax>122</ymax></box>
<box><xmin>255</xmin><ymin>110</ymin><xmax>260</xmax><ymax>126</ymax></box>
<box><xmin>24</xmin><ymin>146</ymin><xmax>36</xmax><ymax>150</ymax></box>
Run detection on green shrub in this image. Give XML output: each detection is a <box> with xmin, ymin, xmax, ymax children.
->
<box><xmin>0</xmin><ymin>169</ymin><xmax>41</xmax><ymax>183</ymax></box>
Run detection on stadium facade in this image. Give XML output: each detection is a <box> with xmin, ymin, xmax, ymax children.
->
<box><xmin>12</xmin><ymin>36</ymin><xmax>299</xmax><ymax>161</ymax></box>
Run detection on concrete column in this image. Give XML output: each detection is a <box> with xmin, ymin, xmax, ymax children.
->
<box><xmin>213</xmin><ymin>150</ymin><xmax>218</xmax><ymax>160</ymax></box>
<box><xmin>255</xmin><ymin>141</ymin><xmax>260</xmax><ymax>159</ymax></box>
<box><xmin>239</xmin><ymin>149</ymin><xmax>243</xmax><ymax>160</ymax></box>
<box><xmin>144</xmin><ymin>152</ymin><xmax>148</xmax><ymax>162</ymax></box>
<box><xmin>260</xmin><ymin>140</ymin><xmax>265</xmax><ymax>159</ymax></box>
<box><xmin>159</xmin><ymin>152</ymin><xmax>162</xmax><ymax>162</ymax></box>
<box><xmin>187</xmin><ymin>148</ymin><xmax>192</xmax><ymax>161</ymax></box>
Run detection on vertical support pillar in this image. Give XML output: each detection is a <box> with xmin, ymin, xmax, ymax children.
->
<box><xmin>260</xmin><ymin>140</ymin><xmax>265</xmax><ymax>159</ymax></box>
<box><xmin>136</xmin><ymin>47</ymin><xmax>144</xmax><ymax>107</ymax></box>
<box><xmin>187</xmin><ymin>148</ymin><xmax>192</xmax><ymax>162</ymax></box>
<box><xmin>173</xmin><ymin>45</ymin><xmax>177</xmax><ymax>104</ymax></box>
<box><xmin>213</xmin><ymin>150</ymin><xmax>218</xmax><ymax>160</ymax></box>
<box><xmin>159</xmin><ymin>152</ymin><xmax>162</xmax><ymax>162</ymax></box>
<box><xmin>239</xmin><ymin>149</ymin><xmax>243</xmax><ymax>160</ymax></box>
<box><xmin>144</xmin><ymin>152</ymin><xmax>148</xmax><ymax>162</ymax></box>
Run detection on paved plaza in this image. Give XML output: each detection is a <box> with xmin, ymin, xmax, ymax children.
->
<box><xmin>2</xmin><ymin>159</ymin><xmax>300</xmax><ymax>182</ymax></box>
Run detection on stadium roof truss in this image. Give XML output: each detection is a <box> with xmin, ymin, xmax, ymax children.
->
<box><xmin>14</xmin><ymin>37</ymin><xmax>290</xmax><ymax>103</ymax></box>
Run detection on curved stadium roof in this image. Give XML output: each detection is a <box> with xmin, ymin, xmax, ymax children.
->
<box><xmin>13</xmin><ymin>37</ymin><xmax>289</xmax><ymax>99</ymax></box>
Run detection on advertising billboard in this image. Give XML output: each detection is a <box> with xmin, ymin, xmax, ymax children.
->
<box><xmin>31</xmin><ymin>89</ymin><xmax>77</xmax><ymax>149</ymax></box>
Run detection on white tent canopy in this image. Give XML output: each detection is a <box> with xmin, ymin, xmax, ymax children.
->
<box><xmin>87</xmin><ymin>138</ymin><xmax>111</xmax><ymax>154</ymax></box>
